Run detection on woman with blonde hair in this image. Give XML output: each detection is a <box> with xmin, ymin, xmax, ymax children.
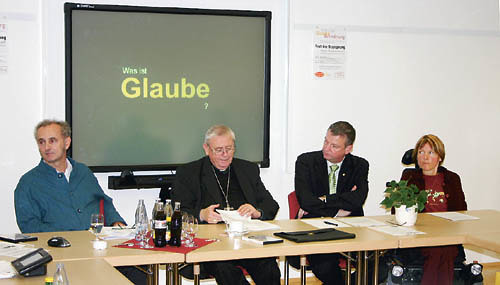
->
<box><xmin>400</xmin><ymin>134</ymin><xmax>467</xmax><ymax>285</ymax></box>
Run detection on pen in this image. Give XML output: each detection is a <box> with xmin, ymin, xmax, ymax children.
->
<box><xmin>324</xmin><ymin>221</ymin><xmax>338</xmax><ymax>226</ymax></box>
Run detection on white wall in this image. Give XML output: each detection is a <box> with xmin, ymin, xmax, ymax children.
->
<box><xmin>0</xmin><ymin>0</ymin><xmax>42</xmax><ymax>233</ymax></box>
<box><xmin>2</xmin><ymin>0</ymin><xmax>500</xmax><ymax>236</ymax></box>
<box><xmin>286</xmin><ymin>0</ymin><xmax>500</xmax><ymax>216</ymax></box>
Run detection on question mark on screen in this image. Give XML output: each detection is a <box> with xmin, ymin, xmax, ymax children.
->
<box><xmin>204</xmin><ymin>102</ymin><xmax>208</xmax><ymax>110</ymax></box>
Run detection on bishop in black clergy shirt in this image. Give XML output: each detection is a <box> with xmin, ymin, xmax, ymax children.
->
<box><xmin>172</xmin><ymin>125</ymin><xmax>280</xmax><ymax>285</ymax></box>
<box><xmin>295</xmin><ymin>121</ymin><xmax>369</xmax><ymax>284</ymax></box>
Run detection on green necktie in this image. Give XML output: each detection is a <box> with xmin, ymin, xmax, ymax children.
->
<box><xmin>329</xmin><ymin>164</ymin><xmax>339</xmax><ymax>194</ymax></box>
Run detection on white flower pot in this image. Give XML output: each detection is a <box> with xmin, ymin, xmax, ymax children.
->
<box><xmin>395</xmin><ymin>205</ymin><xmax>417</xmax><ymax>226</ymax></box>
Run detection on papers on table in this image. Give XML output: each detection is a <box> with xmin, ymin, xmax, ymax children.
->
<box><xmin>216</xmin><ymin>209</ymin><xmax>279</xmax><ymax>231</ymax></box>
<box><xmin>370</xmin><ymin>225</ymin><xmax>425</xmax><ymax>236</ymax></box>
<box><xmin>301</xmin><ymin>219</ymin><xmax>352</xmax><ymax>229</ymax></box>
<box><xmin>217</xmin><ymin>209</ymin><xmax>251</xmax><ymax>222</ymax></box>
<box><xmin>0</xmin><ymin>261</ymin><xmax>16</xmax><ymax>279</ymax></box>
<box><xmin>99</xmin><ymin>227</ymin><xmax>135</xmax><ymax>240</ymax></box>
<box><xmin>244</xmin><ymin>220</ymin><xmax>280</xmax><ymax>232</ymax></box>
<box><xmin>429</xmin><ymin>212</ymin><xmax>479</xmax><ymax>221</ymax></box>
<box><xmin>0</xmin><ymin>241</ymin><xmax>36</xmax><ymax>258</ymax></box>
<box><xmin>336</xmin><ymin>217</ymin><xmax>387</xmax><ymax>227</ymax></box>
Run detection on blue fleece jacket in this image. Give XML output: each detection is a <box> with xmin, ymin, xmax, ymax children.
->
<box><xmin>14</xmin><ymin>158</ymin><xmax>125</xmax><ymax>233</ymax></box>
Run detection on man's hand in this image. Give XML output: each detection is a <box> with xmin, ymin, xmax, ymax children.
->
<box><xmin>200</xmin><ymin>204</ymin><xmax>222</xmax><ymax>223</ymax></box>
<box><xmin>351</xmin><ymin>185</ymin><xmax>357</xmax><ymax>191</ymax></box>
<box><xmin>336</xmin><ymin>209</ymin><xmax>351</xmax><ymax>217</ymax></box>
<box><xmin>298</xmin><ymin>208</ymin><xmax>308</xmax><ymax>219</ymax></box>
<box><xmin>237</xmin><ymin>203</ymin><xmax>261</xmax><ymax>219</ymax></box>
<box><xmin>112</xmin><ymin>221</ymin><xmax>126</xmax><ymax>228</ymax></box>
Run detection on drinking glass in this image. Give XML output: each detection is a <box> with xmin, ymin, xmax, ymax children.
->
<box><xmin>142</xmin><ymin>221</ymin><xmax>153</xmax><ymax>249</ymax></box>
<box><xmin>181</xmin><ymin>212</ymin><xmax>189</xmax><ymax>244</ymax></box>
<box><xmin>184</xmin><ymin>215</ymin><xmax>198</xmax><ymax>247</ymax></box>
<box><xmin>136</xmin><ymin>216</ymin><xmax>149</xmax><ymax>248</ymax></box>
<box><xmin>90</xmin><ymin>213</ymin><xmax>104</xmax><ymax>241</ymax></box>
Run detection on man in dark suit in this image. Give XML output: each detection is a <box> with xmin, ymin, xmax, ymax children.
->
<box><xmin>172</xmin><ymin>125</ymin><xmax>280</xmax><ymax>285</ymax></box>
<box><xmin>295</xmin><ymin>121</ymin><xmax>369</xmax><ymax>284</ymax></box>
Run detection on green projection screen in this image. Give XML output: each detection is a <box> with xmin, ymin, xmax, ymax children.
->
<box><xmin>64</xmin><ymin>3</ymin><xmax>271</xmax><ymax>172</ymax></box>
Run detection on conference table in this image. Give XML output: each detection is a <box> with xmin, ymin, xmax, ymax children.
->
<box><xmin>2</xmin><ymin>209</ymin><xmax>500</xmax><ymax>285</ymax></box>
<box><xmin>187</xmin><ymin>220</ymin><xmax>400</xmax><ymax>285</ymax></box>
<box><xmin>0</xmin><ymin>259</ymin><xmax>133</xmax><ymax>285</ymax></box>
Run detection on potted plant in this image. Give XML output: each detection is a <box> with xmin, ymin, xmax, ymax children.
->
<box><xmin>380</xmin><ymin>180</ymin><xmax>428</xmax><ymax>226</ymax></box>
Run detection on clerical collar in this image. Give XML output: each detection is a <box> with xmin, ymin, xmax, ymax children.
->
<box><xmin>213</xmin><ymin>165</ymin><xmax>230</xmax><ymax>175</ymax></box>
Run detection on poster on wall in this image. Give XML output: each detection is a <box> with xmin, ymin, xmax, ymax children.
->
<box><xmin>0</xmin><ymin>15</ymin><xmax>8</xmax><ymax>75</ymax></box>
<box><xmin>312</xmin><ymin>26</ymin><xmax>346</xmax><ymax>80</ymax></box>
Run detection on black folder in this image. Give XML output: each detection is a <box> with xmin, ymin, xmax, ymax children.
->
<box><xmin>273</xmin><ymin>228</ymin><xmax>355</xmax><ymax>243</ymax></box>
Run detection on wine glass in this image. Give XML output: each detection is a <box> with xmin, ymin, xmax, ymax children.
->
<box><xmin>181</xmin><ymin>212</ymin><xmax>189</xmax><ymax>245</ymax></box>
<box><xmin>142</xmin><ymin>220</ymin><xmax>153</xmax><ymax>249</ymax></box>
<box><xmin>184</xmin><ymin>215</ymin><xmax>198</xmax><ymax>247</ymax></box>
<box><xmin>90</xmin><ymin>213</ymin><xmax>104</xmax><ymax>241</ymax></box>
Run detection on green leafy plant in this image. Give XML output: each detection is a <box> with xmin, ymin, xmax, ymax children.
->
<box><xmin>380</xmin><ymin>180</ymin><xmax>429</xmax><ymax>212</ymax></box>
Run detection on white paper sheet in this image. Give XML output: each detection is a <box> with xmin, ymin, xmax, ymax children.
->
<box><xmin>244</xmin><ymin>220</ymin><xmax>280</xmax><ymax>232</ymax></box>
<box><xmin>369</xmin><ymin>225</ymin><xmax>426</xmax><ymax>236</ymax></box>
<box><xmin>99</xmin><ymin>227</ymin><xmax>135</xmax><ymax>240</ymax></box>
<box><xmin>0</xmin><ymin>261</ymin><xmax>16</xmax><ymax>279</ymax></box>
<box><xmin>217</xmin><ymin>209</ymin><xmax>251</xmax><ymax>222</ymax></box>
<box><xmin>300</xmin><ymin>219</ymin><xmax>352</xmax><ymax>229</ymax></box>
<box><xmin>0</xmin><ymin>242</ymin><xmax>36</xmax><ymax>258</ymax></box>
<box><xmin>429</xmin><ymin>212</ymin><xmax>479</xmax><ymax>221</ymax></box>
<box><xmin>336</xmin><ymin>217</ymin><xmax>387</xmax><ymax>227</ymax></box>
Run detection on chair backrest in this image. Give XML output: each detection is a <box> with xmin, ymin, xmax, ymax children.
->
<box><xmin>288</xmin><ymin>191</ymin><xmax>300</xmax><ymax>219</ymax></box>
<box><xmin>99</xmin><ymin>199</ymin><xmax>105</xmax><ymax>224</ymax></box>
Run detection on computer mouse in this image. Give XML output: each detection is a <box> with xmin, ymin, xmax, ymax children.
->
<box><xmin>47</xmin><ymin>236</ymin><xmax>71</xmax><ymax>248</ymax></box>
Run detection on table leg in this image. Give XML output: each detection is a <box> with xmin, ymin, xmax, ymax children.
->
<box><xmin>146</xmin><ymin>264</ymin><xmax>159</xmax><ymax>285</ymax></box>
<box><xmin>173</xmin><ymin>263</ymin><xmax>180</xmax><ymax>285</ymax></box>
<box><xmin>363</xmin><ymin>251</ymin><xmax>369</xmax><ymax>285</ymax></box>
<box><xmin>165</xmin><ymin>264</ymin><xmax>173</xmax><ymax>285</ymax></box>
<box><xmin>300</xmin><ymin>255</ymin><xmax>307</xmax><ymax>285</ymax></box>
<box><xmin>356</xmin><ymin>251</ymin><xmax>363</xmax><ymax>285</ymax></box>
<box><xmin>345</xmin><ymin>252</ymin><xmax>352</xmax><ymax>285</ymax></box>
<box><xmin>193</xmin><ymin>263</ymin><xmax>200</xmax><ymax>285</ymax></box>
<box><xmin>284</xmin><ymin>258</ymin><xmax>290</xmax><ymax>285</ymax></box>
<box><xmin>373</xmin><ymin>250</ymin><xmax>379</xmax><ymax>285</ymax></box>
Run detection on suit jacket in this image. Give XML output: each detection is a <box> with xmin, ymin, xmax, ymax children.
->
<box><xmin>295</xmin><ymin>151</ymin><xmax>369</xmax><ymax>217</ymax></box>
<box><xmin>401</xmin><ymin>166</ymin><xmax>467</xmax><ymax>211</ymax></box>
<box><xmin>172</xmin><ymin>156</ymin><xmax>279</xmax><ymax>221</ymax></box>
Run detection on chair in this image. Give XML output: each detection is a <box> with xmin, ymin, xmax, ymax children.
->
<box><xmin>283</xmin><ymin>191</ymin><xmax>310</xmax><ymax>285</ymax></box>
<box><xmin>286</xmin><ymin>191</ymin><xmax>360</xmax><ymax>284</ymax></box>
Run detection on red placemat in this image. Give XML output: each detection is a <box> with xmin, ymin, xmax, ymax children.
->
<box><xmin>114</xmin><ymin>237</ymin><xmax>215</xmax><ymax>254</ymax></box>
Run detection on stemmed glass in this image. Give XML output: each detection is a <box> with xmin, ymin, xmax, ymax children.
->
<box><xmin>184</xmin><ymin>215</ymin><xmax>198</xmax><ymax>247</ymax></box>
<box><xmin>90</xmin><ymin>213</ymin><xmax>104</xmax><ymax>241</ymax></box>
<box><xmin>142</xmin><ymin>221</ymin><xmax>153</xmax><ymax>249</ymax></box>
<box><xmin>181</xmin><ymin>212</ymin><xmax>189</xmax><ymax>245</ymax></box>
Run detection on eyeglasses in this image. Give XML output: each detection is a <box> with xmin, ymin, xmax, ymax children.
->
<box><xmin>209</xmin><ymin>146</ymin><xmax>235</xmax><ymax>155</ymax></box>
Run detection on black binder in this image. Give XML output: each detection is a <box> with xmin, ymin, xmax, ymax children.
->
<box><xmin>274</xmin><ymin>228</ymin><xmax>355</xmax><ymax>243</ymax></box>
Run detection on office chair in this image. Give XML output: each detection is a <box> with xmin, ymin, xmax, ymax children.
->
<box><xmin>285</xmin><ymin>191</ymin><xmax>358</xmax><ymax>285</ymax></box>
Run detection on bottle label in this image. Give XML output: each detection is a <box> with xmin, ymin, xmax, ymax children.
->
<box><xmin>154</xmin><ymin>220</ymin><xmax>167</xmax><ymax>229</ymax></box>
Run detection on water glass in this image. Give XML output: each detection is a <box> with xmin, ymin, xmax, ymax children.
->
<box><xmin>90</xmin><ymin>213</ymin><xmax>104</xmax><ymax>241</ymax></box>
<box><xmin>184</xmin><ymin>215</ymin><xmax>198</xmax><ymax>247</ymax></box>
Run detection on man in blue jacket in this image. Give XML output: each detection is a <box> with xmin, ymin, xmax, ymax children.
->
<box><xmin>14</xmin><ymin>119</ymin><xmax>125</xmax><ymax>232</ymax></box>
<box><xmin>14</xmin><ymin>119</ymin><xmax>145</xmax><ymax>284</ymax></box>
